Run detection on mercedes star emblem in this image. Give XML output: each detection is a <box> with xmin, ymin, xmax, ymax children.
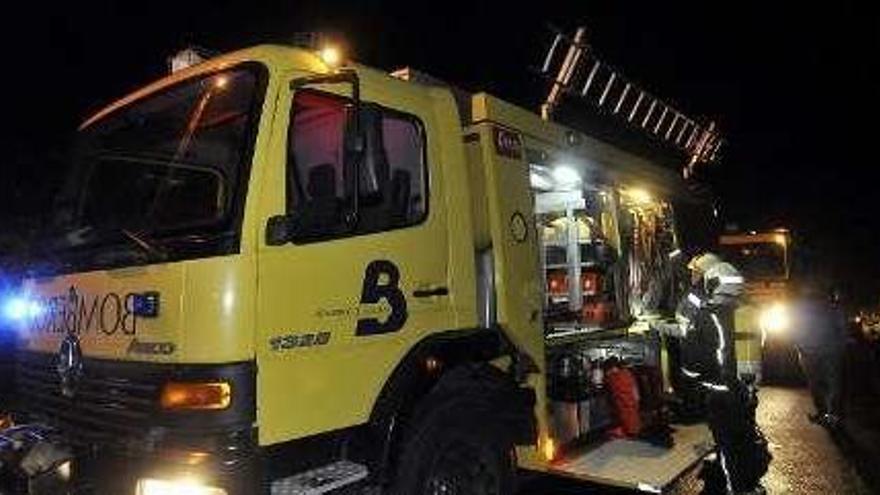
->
<box><xmin>56</xmin><ymin>333</ymin><xmax>83</xmax><ymax>398</ymax></box>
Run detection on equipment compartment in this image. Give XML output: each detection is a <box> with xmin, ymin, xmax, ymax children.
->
<box><xmin>546</xmin><ymin>332</ymin><xmax>673</xmax><ymax>455</ymax></box>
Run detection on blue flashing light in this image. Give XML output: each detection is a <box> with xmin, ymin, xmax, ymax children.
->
<box><xmin>3</xmin><ymin>297</ymin><xmax>28</xmax><ymax>321</ymax></box>
<box><xmin>2</xmin><ymin>295</ymin><xmax>44</xmax><ymax>323</ymax></box>
<box><xmin>27</xmin><ymin>300</ymin><xmax>44</xmax><ymax>319</ymax></box>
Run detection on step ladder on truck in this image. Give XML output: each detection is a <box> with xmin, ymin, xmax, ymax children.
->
<box><xmin>2</xmin><ymin>26</ymin><xmax>725</xmax><ymax>495</ymax></box>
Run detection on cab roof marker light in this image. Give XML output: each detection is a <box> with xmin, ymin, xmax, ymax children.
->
<box><xmin>168</xmin><ymin>47</ymin><xmax>210</xmax><ymax>74</ymax></box>
<box><xmin>320</xmin><ymin>45</ymin><xmax>343</xmax><ymax>67</ymax></box>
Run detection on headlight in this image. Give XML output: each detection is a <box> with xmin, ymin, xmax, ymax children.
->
<box><xmin>136</xmin><ymin>478</ymin><xmax>227</xmax><ymax>495</ymax></box>
<box><xmin>760</xmin><ymin>303</ymin><xmax>789</xmax><ymax>334</ymax></box>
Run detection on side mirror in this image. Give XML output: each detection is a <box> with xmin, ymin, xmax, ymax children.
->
<box><xmin>266</xmin><ymin>215</ymin><xmax>294</xmax><ymax>246</ymax></box>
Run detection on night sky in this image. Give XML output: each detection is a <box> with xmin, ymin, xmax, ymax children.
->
<box><xmin>0</xmin><ymin>2</ymin><xmax>874</xmax><ymax>302</ymax></box>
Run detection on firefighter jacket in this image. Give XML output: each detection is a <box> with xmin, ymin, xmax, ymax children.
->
<box><xmin>655</xmin><ymin>286</ymin><xmax>738</xmax><ymax>389</ymax></box>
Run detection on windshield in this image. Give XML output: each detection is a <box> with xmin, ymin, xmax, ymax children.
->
<box><xmin>720</xmin><ymin>241</ymin><xmax>787</xmax><ymax>280</ymax></box>
<box><xmin>45</xmin><ymin>65</ymin><xmax>265</xmax><ymax>269</ymax></box>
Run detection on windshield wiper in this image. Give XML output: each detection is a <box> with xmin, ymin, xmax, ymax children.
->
<box><xmin>50</xmin><ymin>225</ymin><xmax>169</xmax><ymax>264</ymax></box>
<box><xmin>118</xmin><ymin>229</ymin><xmax>169</xmax><ymax>263</ymax></box>
<box><xmin>2</xmin><ymin>241</ymin><xmax>72</xmax><ymax>278</ymax></box>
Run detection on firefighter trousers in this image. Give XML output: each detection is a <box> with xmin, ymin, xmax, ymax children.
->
<box><xmin>705</xmin><ymin>379</ymin><xmax>770</xmax><ymax>493</ymax></box>
<box><xmin>797</xmin><ymin>348</ymin><xmax>843</xmax><ymax>418</ymax></box>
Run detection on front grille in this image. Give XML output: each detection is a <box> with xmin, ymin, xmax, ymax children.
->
<box><xmin>15</xmin><ymin>352</ymin><xmax>163</xmax><ymax>447</ymax></box>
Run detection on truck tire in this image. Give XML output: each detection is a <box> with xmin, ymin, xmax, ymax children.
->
<box><xmin>392</xmin><ymin>400</ymin><xmax>516</xmax><ymax>495</ymax></box>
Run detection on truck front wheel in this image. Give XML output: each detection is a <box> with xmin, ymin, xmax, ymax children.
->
<box><xmin>392</xmin><ymin>404</ymin><xmax>516</xmax><ymax>495</ymax></box>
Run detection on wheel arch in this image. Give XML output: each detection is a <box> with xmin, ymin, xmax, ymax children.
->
<box><xmin>357</xmin><ymin>327</ymin><xmax>537</xmax><ymax>483</ymax></box>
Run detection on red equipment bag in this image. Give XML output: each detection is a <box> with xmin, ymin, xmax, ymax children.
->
<box><xmin>606</xmin><ymin>366</ymin><xmax>641</xmax><ymax>437</ymax></box>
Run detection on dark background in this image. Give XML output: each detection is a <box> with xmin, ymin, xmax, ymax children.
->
<box><xmin>0</xmin><ymin>1</ymin><xmax>874</xmax><ymax>302</ymax></box>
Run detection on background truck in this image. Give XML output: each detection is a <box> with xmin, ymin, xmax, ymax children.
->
<box><xmin>2</xmin><ymin>43</ymin><xmax>719</xmax><ymax>494</ymax></box>
<box><xmin>719</xmin><ymin>229</ymin><xmax>793</xmax><ymax>382</ymax></box>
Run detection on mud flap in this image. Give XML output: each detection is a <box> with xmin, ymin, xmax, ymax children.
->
<box><xmin>549</xmin><ymin>423</ymin><xmax>714</xmax><ymax>493</ymax></box>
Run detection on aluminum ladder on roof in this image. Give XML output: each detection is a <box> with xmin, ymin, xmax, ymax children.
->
<box><xmin>538</xmin><ymin>26</ymin><xmax>723</xmax><ymax>178</ymax></box>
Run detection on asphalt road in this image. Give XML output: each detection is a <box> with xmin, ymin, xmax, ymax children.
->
<box><xmin>757</xmin><ymin>387</ymin><xmax>870</xmax><ymax>494</ymax></box>
<box><xmin>518</xmin><ymin>387</ymin><xmax>871</xmax><ymax>494</ymax></box>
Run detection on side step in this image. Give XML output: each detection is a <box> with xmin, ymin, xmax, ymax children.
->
<box><xmin>271</xmin><ymin>461</ymin><xmax>370</xmax><ymax>495</ymax></box>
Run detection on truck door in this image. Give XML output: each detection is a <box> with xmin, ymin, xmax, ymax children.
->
<box><xmin>256</xmin><ymin>79</ymin><xmax>455</xmax><ymax>445</ymax></box>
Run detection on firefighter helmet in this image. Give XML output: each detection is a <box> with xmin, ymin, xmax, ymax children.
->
<box><xmin>687</xmin><ymin>252</ymin><xmax>722</xmax><ymax>274</ymax></box>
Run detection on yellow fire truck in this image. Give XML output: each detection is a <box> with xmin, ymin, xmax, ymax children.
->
<box><xmin>1</xmin><ymin>43</ymin><xmax>722</xmax><ymax>494</ymax></box>
<box><xmin>720</xmin><ymin>229</ymin><xmax>792</xmax><ymax>382</ymax></box>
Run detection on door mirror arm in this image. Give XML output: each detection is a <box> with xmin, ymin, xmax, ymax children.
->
<box><xmin>266</xmin><ymin>214</ymin><xmax>297</xmax><ymax>246</ymax></box>
<box><xmin>291</xmin><ymin>69</ymin><xmax>364</xmax><ymax>231</ymax></box>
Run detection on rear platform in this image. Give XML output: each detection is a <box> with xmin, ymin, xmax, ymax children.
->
<box><xmin>550</xmin><ymin>424</ymin><xmax>714</xmax><ymax>493</ymax></box>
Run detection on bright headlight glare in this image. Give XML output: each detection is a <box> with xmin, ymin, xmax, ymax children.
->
<box><xmin>136</xmin><ymin>478</ymin><xmax>227</xmax><ymax>495</ymax></box>
<box><xmin>760</xmin><ymin>304</ymin><xmax>789</xmax><ymax>333</ymax></box>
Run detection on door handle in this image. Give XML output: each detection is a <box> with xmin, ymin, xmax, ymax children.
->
<box><xmin>413</xmin><ymin>286</ymin><xmax>449</xmax><ymax>298</ymax></box>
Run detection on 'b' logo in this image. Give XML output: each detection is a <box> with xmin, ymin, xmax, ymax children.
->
<box><xmin>356</xmin><ymin>260</ymin><xmax>408</xmax><ymax>336</ymax></box>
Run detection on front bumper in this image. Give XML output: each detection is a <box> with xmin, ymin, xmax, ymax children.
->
<box><xmin>10</xmin><ymin>354</ymin><xmax>260</xmax><ymax>494</ymax></box>
<box><xmin>0</xmin><ymin>423</ymin><xmax>260</xmax><ymax>495</ymax></box>
<box><xmin>70</xmin><ymin>430</ymin><xmax>260</xmax><ymax>495</ymax></box>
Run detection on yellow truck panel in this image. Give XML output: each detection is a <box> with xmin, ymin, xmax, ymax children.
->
<box><xmin>20</xmin><ymin>255</ymin><xmax>256</xmax><ymax>363</ymax></box>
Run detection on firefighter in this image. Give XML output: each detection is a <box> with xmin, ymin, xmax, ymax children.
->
<box><xmin>653</xmin><ymin>252</ymin><xmax>769</xmax><ymax>494</ymax></box>
<box><xmin>652</xmin><ymin>253</ymin><xmax>740</xmax><ymax>390</ymax></box>
<box><xmin>792</xmin><ymin>284</ymin><xmax>847</xmax><ymax>428</ymax></box>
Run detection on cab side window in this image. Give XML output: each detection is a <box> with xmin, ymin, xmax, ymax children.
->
<box><xmin>289</xmin><ymin>91</ymin><xmax>349</xmax><ymax>234</ymax></box>
<box><xmin>288</xmin><ymin>89</ymin><xmax>427</xmax><ymax>241</ymax></box>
